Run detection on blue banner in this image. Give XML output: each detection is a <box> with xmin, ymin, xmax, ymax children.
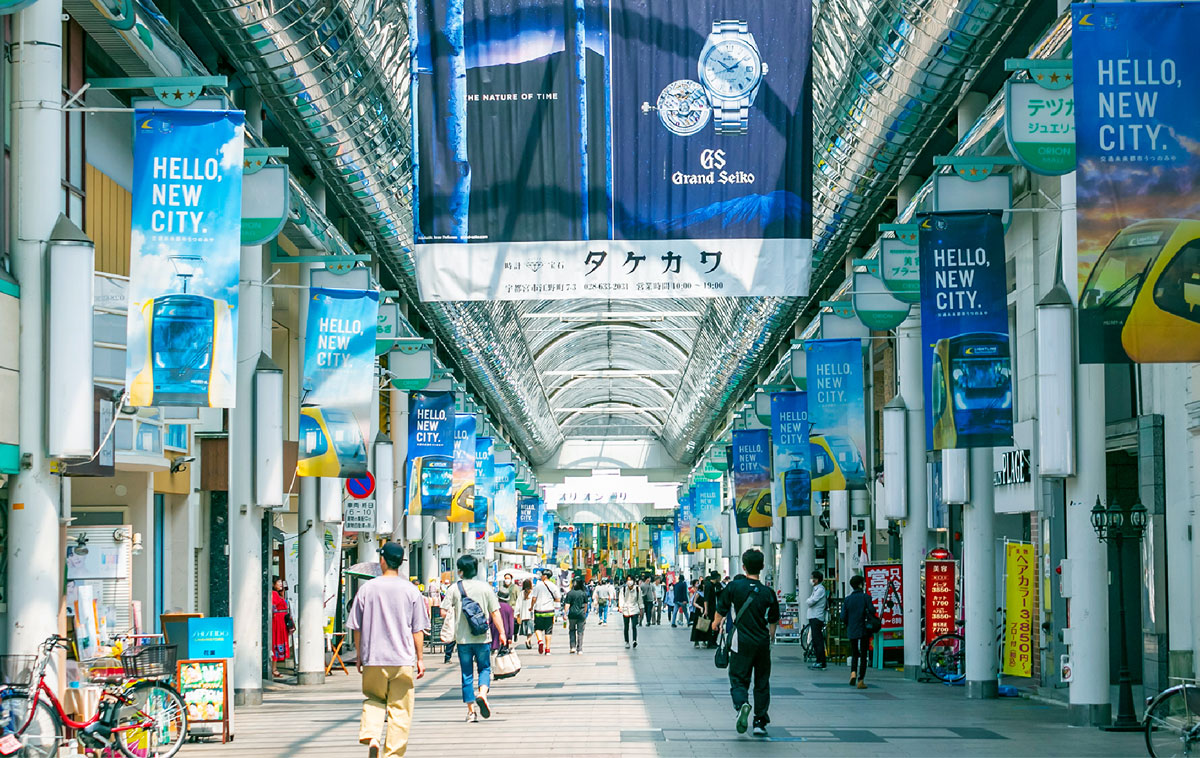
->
<box><xmin>676</xmin><ymin>489</ymin><xmax>693</xmax><ymax>553</ymax></box>
<box><xmin>554</xmin><ymin>525</ymin><xmax>576</xmax><ymax>567</ymax></box>
<box><xmin>517</xmin><ymin>496</ymin><xmax>540</xmax><ymax>531</ymax></box>
<box><xmin>770</xmin><ymin>391</ymin><xmax>811</xmax><ymax>515</ymax></box>
<box><xmin>732</xmin><ymin>429</ymin><xmax>771</xmax><ymax>534</ymax></box>
<box><xmin>659</xmin><ymin>529</ymin><xmax>677</xmax><ymax>568</ymax></box>
<box><xmin>539</xmin><ymin>508</ymin><xmax>556</xmax><ymax>556</ymax></box>
<box><xmin>692</xmin><ymin>481</ymin><xmax>722</xmax><ymax>549</ymax></box>
<box><xmin>1073</xmin><ymin>2</ymin><xmax>1200</xmax><ymax>363</ymax></box>
<box><xmin>406</xmin><ymin>391</ymin><xmax>455</xmax><ymax>515</ymax></box>
<box><xmin>413</xmin><ymin>0</ymin><xmax>812</xmax><ymax>279</ymax></box>
<box><xmin>472</xmin><ymin>437</ymin><xmax>494</xmax><ymax>530</ymax></box>
<box><xmin>805</xmin><ymin>339</ymin><xmax>867</xmax><ymax>490</ymax></box>
<box><xmin>298</xmin><ymin>288</ymin><xmax>379</xmax><ymax>477</ymax></box>
<box><xmin>917</xmin><ymin>211</ymin><xmax>1014</xmax><ymax>449</ymax></box>
<box><xmin>449</xmin><ymin>414</ymin><xmax>477</xmax><ymax>522</ymax></box>
<box><xmin>489</xmin><ymin>463</ymin><xmax>518</xmax><ymax>542</ymax></box>
<box><xmin>126</xmin><ymin>109</ymin><xmax>244</xmax><ymax>408</ymax></box>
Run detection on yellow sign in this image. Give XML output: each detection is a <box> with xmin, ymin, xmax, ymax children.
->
<box><xmin>1002</xmin><ymin>542</ymin><xmax>1036</xmax><ymax>677</ymax></box>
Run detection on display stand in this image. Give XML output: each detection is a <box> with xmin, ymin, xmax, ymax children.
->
<box><xmin>177</xmin><ymin>659</ymin><xmax>230</xmax><ymax>743</ymax></box>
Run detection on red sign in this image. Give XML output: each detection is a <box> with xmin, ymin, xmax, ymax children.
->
<box><xmin>924</xmin><ymin>560</ymin><xmax>957</xmax><ymax>643</ymax></box>
<box><xmin>863</xmin><ymin>563</ymin><xmax>903</xmax><ymax>630</ymax></box>
<box><xmin>346</xmin><ymin>472</ymin><xmax>375</xmax><ymax>499</ymax></box>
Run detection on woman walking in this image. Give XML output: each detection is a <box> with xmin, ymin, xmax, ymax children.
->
<box><xmin>516</xmin><ymin>578</ymin><xmax>536</xmax><ymax>649</ymax></box>
<box><xmin>842</xmin><ymin>574</ymin><xmax>875</xmax><ymax>689</ymax></box>
<box><xmin>690</xmin><ymin>575</ymin><xmax>718</xmax><ymax>649</ymax></box>
<box><xmin>443</xmin><ymin>555</ymin><xmax>507</xmax><ymax>722</ymax></box>
<box><xmin>618</xmin><ymin>576</ymin><xmax>642</xmax><ymax>649</ymax></box>
<box><xmin>270</xmin><ymin>577</ymin><xmax>292</xmax><ymax>679</ymax></box>
<box><xmin>563</xmin><ymin>578</ymin><xmax>589</xmax><ymax>654</ymax></box>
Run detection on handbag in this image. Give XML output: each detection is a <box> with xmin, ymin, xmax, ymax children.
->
<box><xmin>440</xmin><ymin>609</ymin><xmax>456</xmax><ymax>644</ymax></box>
<box><xmin>493</xmin><ymin>647</ymin><xmax>521</xmax><ymax>679</ymax></box>
<box><xmin>863</xmin><ymin>596</ymin><xmax>882</xmax><ymax>635</ymax></box>
<box><xmin>694</xmin><ymin>616</ymin><xmax>712</xmax><ymax>633</ymax></box>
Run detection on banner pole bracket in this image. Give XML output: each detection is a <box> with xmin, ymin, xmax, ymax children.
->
<box><xmin>87</xmin><ymin>76</ymin><xmax>230</xmax><ymax>107</ymax></box>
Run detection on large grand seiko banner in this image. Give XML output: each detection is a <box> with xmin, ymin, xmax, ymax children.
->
<box><xmin>411</xmin><ymin>0</ymin><xmax>812</xmax><ymax>301</ymax></box>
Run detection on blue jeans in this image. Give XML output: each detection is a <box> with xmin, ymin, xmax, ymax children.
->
<box><xmin>597</xmin><ymin>603</ymin><xmax>609</xmax><ymax>623</ymax></box>
<box><xmin>457</xmin><ymin>643</ymin><xmax>492</xmax><ymax>704</ymax></box>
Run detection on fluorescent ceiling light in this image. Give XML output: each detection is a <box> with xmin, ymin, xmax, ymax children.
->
<box><xmin>543</xmin><ymin>369</ymin><xmax>681</xmax><ymax>378</ymax></box>
<box><xmin>522</xmin><ymin>310</ymin><xmax>702</xmax><ymax>320</ymax></box>
<box><xmin>554</xmin><ymin>407</ymin><xmax>667</xmax><ymax>414</ymax></box>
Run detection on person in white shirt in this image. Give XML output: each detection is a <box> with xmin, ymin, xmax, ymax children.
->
<box><xmin>530</xmin><ymin>570</ymin><xmax>561</xmax><ymax>655</ymax></box>
<box><xmin>618</xmin><ymin>577</ymin><xmax>643</xmax><ymax>649</ymax></box>
<box><xmin>594</xmin><ymin>579</ymin><xmax>616</xmax><ymax>626</ymax></box>
<box><xmin>652</xmin><ymin>577</ymin><xmax>666</xmax><ymax>625</ymax></box>
<box><xmin>805</xmin><ymin>570</ymin><xmax>828</xmax><ymax>670</ymax></box>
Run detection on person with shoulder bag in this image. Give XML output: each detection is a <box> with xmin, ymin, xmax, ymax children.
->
<box><xmin>443</xmin><ymin>554</ymin><xmax>507</xmax><ymax>723</ymax></box>
<box><xmin>712</xmin><ymin>549</ymin><xmax>781</xmax><ymax>738</ymax></box>
<box><xmin>530</xmin><ymin>570</ymin><xmax>561</xmax><ymax>655</ymax></box>
<box><xmin>563</xmin><ymin>577</ymin><xmax>589</xmax><ymax>654</ymax></box>
<box><xmin>618</xmin><ymin>577</ymin><xmax>642</xmax><ymax>649</ymax></box>
<box><xmin>841</xmin><ymin>574</ymin><xmax>879</xmax><ymax>689</ymax></box>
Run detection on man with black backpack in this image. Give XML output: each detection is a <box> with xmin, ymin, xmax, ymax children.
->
<box><xmin>443</xmin><ymin>554</ymin><xmax>507</xmax><ymax>723</ymax></box>
<box><xmin>713</xmin><ymin>548</ymin><xmax>781</xmax><ymax>738</ymax></box>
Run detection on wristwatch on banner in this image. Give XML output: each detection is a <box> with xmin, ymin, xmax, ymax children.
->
<box><xmin>654</xmin><ymin>79</ymin><xmax>711</xmax><ymax>137</ymax></box>
<box><xmin>697</xmin><ymin>20</ymin><xmax>768</xmax><ymax>136</ymax></box>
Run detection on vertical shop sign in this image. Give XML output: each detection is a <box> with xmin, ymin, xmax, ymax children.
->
<box><xmin>1003</xmin><ymin>542</ymin><xmax>1036</xmax><ymax>677</ymax></box>
<box><xmin>412</xmin><ymin>0</ymin><xmax>813</xmax><ymax>303</ymax></box>
<box><xmin>732</xmin><ymin>429</ymin><xmax>771</xmax><ymax>534</ymax></box>
<box><xmin>489</xmin><ymin>463</ymin><xmax>517</xmax><ymax>543</ymax></box>
<box><xmin>924</xmin><ymin>559</ymin><xmax>957</xmax><ymax>644</ymax></box>
<box><xmin>917</xmin><ymin>211</ymin><xmax>1014</xmax><ymax>450</ymax></box>
<box><xmin>692</xmin><ymin>481</ymin><xmax>722</xmax><ymax>549</ymax></box>
<box><xmin>863</xmin><ymin>563</ymin><xmax>903</xmax><ymax>630</ymax></box>
<box><xmin>770</xmin><ymin>391</ymin><xmax>811</xmax><ymax>515</ymax></box>
<box><xmin>448</xmin><ymin>414</ymin><xmax>478</xmax><ymax>523</ymax></box>
<box><xmin>298</xmin><ymin>288</ymin><xmax>379</xmax><ymax>477</ymax></box>
<box><xmin>1073</xmin><ymin>2</ymin><xmax>1200</xmax><ymax>363</ymax></box>
<box><xmin>805</xmin><ymin>339</ymin><xmax>867</xmax><ymax>491</ymax></box>
<box><xmin>472</xmin><ymin>437</ymin><xmax>494</xmax><ymax>531</ymax></box>
<box><xmin>127</xmin><ymin>109</ymin><xmax>245</xmax><ymax>408</ymax></box>
<box><xmin>406</xmin><ymin>391</ymin><xmax>455</xmax><ymax>515</ymax></box>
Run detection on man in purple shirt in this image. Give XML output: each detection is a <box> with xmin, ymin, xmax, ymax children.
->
<box><xmin>347</xmin><ymin>542</ymin><xmax>429</xmax><ymax>757</ymax></box>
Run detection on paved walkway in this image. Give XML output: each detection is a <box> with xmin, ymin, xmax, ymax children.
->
<box><xmin>183</xmin><ymin>618</ymin><xmax>1142</xmax><ymax>757</ymax></box>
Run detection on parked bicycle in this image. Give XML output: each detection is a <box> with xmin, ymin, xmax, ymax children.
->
<box><xmin>1144</xmin><ymin>678</ymin><xmax>1200</xmax><ymax>757</ymax></box>
<box><xmin>922</xmin><ymin>610</ymin><xmax>1006</xmax><ymax>684</ymax></box>
<box><xmin>0</xmin><ymin>634</ymin><xmax>188</xmax><ymax>757</ymax></box>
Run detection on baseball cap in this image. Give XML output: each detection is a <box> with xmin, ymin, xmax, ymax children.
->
<box><xmin>380</xmin><ymin>542</ymin><xmax>405</xmax><ymax>565</ymax></box>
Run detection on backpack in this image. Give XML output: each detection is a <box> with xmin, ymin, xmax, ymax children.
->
<box><xmin>458</xmin><ymin>581</ymin><xmax>490</xmax><ymax>636</ymax></box>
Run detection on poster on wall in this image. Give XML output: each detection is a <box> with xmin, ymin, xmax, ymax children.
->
<box><xmin>1073</xmin><ymin>2</ymin><xmax>1200</xmax><ymax>363</ymax></box>
<box><xmin>489</xmin><ymin>463</ymin><xmax>518</xmax><ymax>543</ymax></box>
<box><xmin>448</xmin><ymin>414</ymin><xmax>478</xmax><ymax>523</ymax></box>
<box><xmin>473</xmin><ymin>437</ymin><xmax>495</xmax><ymax>531</ymax></box>
<box><xmin>917</xmin><ymin>211</ymin><xmax>1013</xmax><ymax>450</ymax></box>
<box><xmin>863</xmin><ymin>563</ymin><xmax>903</xmax><ymax>630</ymax></box>
<box><xmin>406</xmin><ymin>391</ymin><xmax>455</xmax><ymax>515</ymax></box>
<box><xmin>804</xmin><ymin>339</ymin><xmax>867</xmax><ymax>491</ymax></box>
<box><xmin>731</xmin><ymin>429</ymin><xmax>771</xmax><ymax>534</ymax></box>
<box><xmin>126</xmin><ymin>109</ymin><xmax>245</xmax><ymax>408</ymax></box>
<box><xmin>1003</xmin><ymin>542</ymin><xmax>1035</xmax><ymax>677</ymax></box>
<box><xmin>770</xmin><ymin>391</ymin><xmax>810</xmax><ymax>515</ymax></box>
<box><xmin>298</xmin><ymin>287</ymin><xmax>379</xmax><ymax>477</ymax></box>
<box><xmin>411</xmin><ymin>0</ymin><xmax>813</xmax><ymax>302</ymax></box>
<box><xmin>692</xmin><ymin>481</ymin><xmax>722</xmax><ymax>549</ymax></box>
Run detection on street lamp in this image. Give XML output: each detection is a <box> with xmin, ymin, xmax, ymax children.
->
<box><xmin>1089</xmin><ymin>496</ymin><xmax>1148</xmax><ymax>731</ymax></box>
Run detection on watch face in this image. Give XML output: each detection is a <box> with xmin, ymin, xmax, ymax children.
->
<box><xmin>700</xmin><ymin>39</ymin><xmax>761</xmax><ymax>99</ymax></box>
<box><xmin>656</xmin><ymin>80</ymin><xmax>710</xmax><ymax>136</ymax></box>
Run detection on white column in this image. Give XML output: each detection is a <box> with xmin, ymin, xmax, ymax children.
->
<box><xmin>897</xmin><ymin>311</ymin><xmax>928</xmax><ymax>678</ymax></box>
<box><xmin>797</xmin><ymin>516</ymin><xmax>815</xmax><ymax>592</ymax></box>
<box><xmin>296</xmin><ymin>261</ymin><xmax>324</xmax><ymax>685</ymax></box>
<box><xmin>7</xmin><ymin>0</ymin><xmax>64</xmax><ymax>657</ymax></box>
<box><xmin>388</xmin><ymin>395</ymin><xmax>409</xmax><ymax>577</ymax></box>
<box><xmin>777</xmin><ymin>540</ymin><xmax>797</xmax><ymax>596</ymax></box>
<box><xmin>964</xmin><ymin>447</ymin><xmax>997</xmax><ymax>697</ymax></box>
<box><xmin>1061</xmin><ymin>170</ymin><xmax>1111</xmax><ymax>726</ymax></box>
<box><xmin>421</xmin><ymin>516</ymin><xmax>437</xmax><ymax>585</ymax></box>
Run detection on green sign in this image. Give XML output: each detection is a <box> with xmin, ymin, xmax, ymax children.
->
<box><xmin>853</xmin><ymin>270</ymin><xmax>910</xmax><ymax>330</ymax></box>
<box><xmin>878</xmin><ymin>224</ymin><xmax>920</xmax><ymax>303</ymax></box>
<box><xmin>1004</xmin><ymin>64</ymin><xmax>1075</xmax><ymax>176</ymax></box>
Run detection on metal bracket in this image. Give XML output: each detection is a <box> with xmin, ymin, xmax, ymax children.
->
<box><xmin>270</xmin><ymin>253</ymin><xmax>371</xmax><ymax>265</ymax></box>
<box><xmin>87</xmin><ymin>76</ymin><xmax>229</xmax><ymax>108</ymax></box>
<box><xmin>878</xmin><ymin>223</ymin><xmax>918</xmax><ymax>243</ymax></box>
<box><xmin>1004</xmin><ymin>58</ymin><xmax>1073</xmax><ymax>91</ymax></box>
<box><xmin>820</xmin><ymin>301</ymin><xmax>856</xmax><ymax>319</ymax></box>
<box><xmin>243</xmin><ymin>147</ymin><xmax>289</xmax><ymax>175</ymax></box>
<box><xmin>933</xmin><ymin>155</ymin><xmax>1020</xmax><ymax>182</ymax></box>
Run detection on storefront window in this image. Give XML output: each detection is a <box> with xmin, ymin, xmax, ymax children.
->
<box><xmin>164</xmin><ymin>424</ymin><xmax>187</xmax><ymax>452</ymax></box>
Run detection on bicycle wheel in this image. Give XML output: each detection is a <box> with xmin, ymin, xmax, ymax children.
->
<box><xmin>114</xmin><ymin>681</ymin><xmax>188</xmax><ymax>758</ymax></box>
<box><xmin>925</xmin><ymin>633</ymin><xmax>965</xmax><ymax>683</ymax></box>
<box><xmin>1145</xmin><ymin>685</ymin><xmax>1200</xmax><ymax>758</ymax></box>
<box><xmin>800</xmin><ymin>623</ymin><xmax>813</xmax><ymax>658</ymax></box>
<box><xmin>0</xmin><ymin>692</ymin><xmax>62</xmax><ymax>758</ymax></box>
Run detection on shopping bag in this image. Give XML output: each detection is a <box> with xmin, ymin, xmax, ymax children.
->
<box><xmin>493</xmin><ymin>647</ymin><xmax>521</xmax><ymax>680</ymax></box>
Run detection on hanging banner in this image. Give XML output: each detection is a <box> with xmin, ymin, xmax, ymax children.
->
<box><xmin>1002</xmin><ymin>542</ymin><xmax>1035</xmax><ymax>677</ymax></box>
<box><xmin>472</xmin><ymin>437</ymin><xmax>495</xmax><ymax>531</ymax></box>
<box><xmin>692</xmin><ymin>481</ymin><xmax>722</xmax><ymax>549</ymax></box>
<box><xmin>517</xmin><ymin>496</ymin><xmax>541</xmax><ymax>531</ymax></box>
<box><xmin>917</xmin><ymin>211</ymin><xmax>1014</xmax><ymax>450</ymax></box>
<box><xmin>539</xmin><ymin>508</ymin><xmax>556</xmax><ymax>555</ymax></box>
<box><xmin>412</xmin><ymin>0</ymin><xmax>813</xmax><ymax>303</ymax></box>
<box><xmin>298</xmin><ymin>287</ymin><xmax>379</xmax><ymax>477</ymax></box>
<box><xmin>863</xmin><ymin>563</ymin><xmax>903</xmax><ymax>630</ymax></box>
<box><xmin>554</xmin><ymin>525</ymin><xmax>577</xmax><ymax>567</ymax></box>
<box><xmin>1073</xmin><ymin>3</ymin><xmax>1200</xmax><ymax>364</ymax></box>
<box><xmin>924</xmin><ymin>559</ymin><xmax>957</xmax><ymax>644</ymax></box>
<box><xmin>770</xmin><ymin>391</ymin><xmax>811</xmax><ymax>515</ymax></box>
<box><xmin>489</xmin><ymin>463</ymin><xmax>518</xmax><ymax>543</ymax></box>
<box><xmin>879</xmin><ymin>225</ymin><xmax>921</xmax><ymax>303</ymax></box>
<box><xmin>676</xmin><ymin>490</ymin><xmax>693</xmax><ymax>553</ymax></box>
<box><xmin>659</xmin><ymin>529</ymin><xmax>676</xmax><ymax>568</ymax></box>
<box><xmin>1004</xmin><ymin>70</ymin><xmax>1075</xmax><ymax>176</ymax></box>
<box><xmin>731</xmin><ymin>429</ymin><xmax>771</xmax><ymax>534</ymax></box>
<box><xmin>805</xmin><ymin>339</ymin><xmax>867</xmax><ymax>491</ymax></box>
<box><xmin>448</xmin><ymin>414</ymin><xmax>478</xmax><ymax>523</ymax></box>
<box><xmin>406</xmin><ymin>391</ymin><xmax>455</xmax><ymax>515</ymax></box>
<box><xmin>127</xmin><ymin>109</ymin><xmax>245</xmax><ymax>408</ymax></box>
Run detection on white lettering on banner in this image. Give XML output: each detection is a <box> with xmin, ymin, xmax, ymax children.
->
<box><xmin>1093</xmin><ymin>57</ymin><xmax>1175</xmax><ymax>154</ymax></box>
<box><xmin>413</xmin><ymin>238</ymin><xmax>813</xmax><ymax>302</ymax></box>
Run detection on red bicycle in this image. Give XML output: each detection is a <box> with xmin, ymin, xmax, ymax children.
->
<box><xmin>0</xmin><ymin>635</ymin><xmax>188</xmax><ymax>757</ymax></box>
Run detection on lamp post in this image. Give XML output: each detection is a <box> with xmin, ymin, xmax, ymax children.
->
<box><xmin>1089</xmin><ymin>496</ymin><xmax>1148</xmax><ymax>731</ymax></box>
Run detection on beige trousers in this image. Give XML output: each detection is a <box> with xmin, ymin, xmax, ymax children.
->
<box><xmin>359</xmin><ymin>665</ymin><xmax>416</xmax><ymax>757</ymax></box>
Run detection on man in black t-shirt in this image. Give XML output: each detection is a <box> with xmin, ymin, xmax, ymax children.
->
<box><xmin>714</xmin><ymin>548</ymin><xmax>782</xmax><ymax>738</ymax></box>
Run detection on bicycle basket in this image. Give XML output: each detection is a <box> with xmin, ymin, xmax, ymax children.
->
<box><xmin>120</xmin><ymin>645</ymin><xmax>177</xmax><ymax>680</ymax></box>
<box><xmin>0</xmin><ymin>655</ymin><xmax>36</xmax><ymax>687</ymax></box>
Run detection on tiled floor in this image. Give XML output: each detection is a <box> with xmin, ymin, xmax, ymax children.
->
<box><xmin>182</xmin><ymin>618</ymin><xmax>1143</xmax><ymax>757</ymax></box>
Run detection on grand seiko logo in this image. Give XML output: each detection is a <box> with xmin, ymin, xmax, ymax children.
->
<box><xmin>672</xmin><ymin>148</ymin><xmax>755</xmax><ymax>185</ymax></box>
